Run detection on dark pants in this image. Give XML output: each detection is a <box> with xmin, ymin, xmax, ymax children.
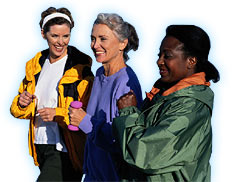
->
<box><xmin>35</xmin><ymin>144</ymin><xmax>82</xmax><ymax>181</ymax></box>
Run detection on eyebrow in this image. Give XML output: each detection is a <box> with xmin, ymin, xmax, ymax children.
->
<box><xmin>50</xmin><ymin>32</ymin><xmax>70</xmax><ymax>35</ymax></box>
<box><xmin>159</xmin><ymin>48</ymin><xmax>171</xmax><ymax>52</ymax></box>
<box><xmin>91</xmin><ymin>34</ymin><xmax>109</xmax><ymax>38</ymax></box>
<box><xmin>175</xmin><ymin>43</ymin><xmax>184</xmax><ymax>51</ymax></box>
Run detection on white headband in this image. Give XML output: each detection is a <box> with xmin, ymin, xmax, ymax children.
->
<box><xmin>42</xmin><ymin>12</ymin><xmax>72</xmax><ymax>29</ymax></box>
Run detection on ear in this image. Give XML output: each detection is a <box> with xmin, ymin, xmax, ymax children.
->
<box><xmin>41</xmin><ymin>29</ymin><xmax>46</xmax><ymax>39</ymax></box>
<box><xmin>187</xmin><ymin>57</ymin><xmax>197</xmax><ymax>69</ymax></box>
<box><xmin>119</xmin><ymin>39</ymin><xmax>128</xmax><ymax>51</ymax></box>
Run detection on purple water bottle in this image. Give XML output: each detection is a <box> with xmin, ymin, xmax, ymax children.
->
<box><xmin>68</xmin><ymin>101</ymin><xmax>83</xmax><ymax>131</ymax></box>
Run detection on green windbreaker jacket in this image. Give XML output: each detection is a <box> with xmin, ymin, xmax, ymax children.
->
<box><xmin>113</xmin><ymin>73</ymin><xmax>214</xmax><ymax>182</ymax></box>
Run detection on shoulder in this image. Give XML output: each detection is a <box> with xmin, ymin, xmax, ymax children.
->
<box><xmin>95</xmin><ymin>66</ymin><xmax>104</xmax><ymax>77</ymax></box>
<box><xmin>26</xmin><ymin>50</ymin><xmax>45</xmax><ymax>67</ymax></box>
<box><xmin>24</xmin><ymin>50</ymin><xmax>47</xmax><ymax>80</ymax></box>
<box><xmin>116</xmin><ymin>66</ymin><xmax>140</xmax><ymax>83</ymax></box>
<box><xmin>160</xmin><ymin>90</ymin><xmax>213</xmax><ymax>117</ymax></box>
<box><xmin>114</xmin><ymin>67</ymin><xmax>142</xmax><ymax>101</ymax></box>
<box><xmin>146</xmin><ymin>96</ymin><xmax>211</xmax><ymax>133</ymax></box>
<box><xmin>169</xmin><ymin>85</ymin><xmax>214</xmax><ymax>110</ymax></box>
<box><xmin>114</xmin><ymin>66</ymin><xmax>142</xmax><ymax>94</ymax></box>
<box><xmin>125</xmin><ymin>66</ymin><xmax>137</xmax><ymax>76</ymax></box>
<box><xmin>26</xmin><ymin>48</ymin><xmax>49</xmax><ymax>66</ymax></box>
<box><xmin>123</xmin><ymin>66</ymin><xmax>138</xmax><ymax>78</ymax></box>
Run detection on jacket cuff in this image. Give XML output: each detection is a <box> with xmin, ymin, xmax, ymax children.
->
<box><xmin>118</xmin><ymin>106</ymin><xmax>139</xmax><ymax>116</ymax></box>
<box><xmin>55</xmin><ymin>107</ymin><xmax>67</xmax><ymax>117</ymax></box>
<box><xmin>55</xmin><ymin>107</ymin><xmax>68</xmax><ymax>127</ymax></box>
<box><xmin>17</xmin><ymin>98</ymin><xmax>28</xmax><ymax>111</ymax></box>
<box><xmin>115</xmin><ymin>106</ymin><xmax>143</xmax><ymax>128</ymax></box>
<box><xmin>79</xmin><ymin>113</ymin><xmax>93</xmax><ymax>134</ymax></box>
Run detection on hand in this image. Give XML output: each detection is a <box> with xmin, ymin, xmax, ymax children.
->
<box><xmin>117</xmin><ymin>90</ymin><xmax>137</xmax><ymax>110</ymax></box>
<box><xmin>37</xmin><ymin>108</ymin><xmax>56</xmax><ymax>122</ymax></box>
<box><xmin>69</xmin><ymin>107</ymin><xmax>86</xmax><ymax>127</ymax></box>
<box><xmin>18</xmin><ymin>91</ymin><xmax>36</xmax><ymax>108</ymax></box>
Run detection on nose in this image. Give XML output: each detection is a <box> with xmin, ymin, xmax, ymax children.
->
<box><xmin>91</xmin><ymin>39</ymin><xmax>100</xmax><ymax>50</ymax></box>
<box><xmin>157</xmin><ymin>56</ymin><xmax>164</xmax><ymax>66</ymax></box>
<box><xmin>58</xmin><ymin>37</ymin><xmax>64</xmax><ymax>45</ymax></box>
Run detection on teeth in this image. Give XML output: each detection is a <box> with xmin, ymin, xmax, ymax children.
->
<box><xmin>55</xmin><ymin>46</ymin><xmax>63</xmax><ymax>49</ymax></box>
<box><xmin>96</xmin><ymin>52</ymin><xmax>104</xmax><ymax>54</ymax></box>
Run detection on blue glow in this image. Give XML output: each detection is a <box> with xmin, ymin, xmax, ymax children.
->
<box><xmin>1</xmin><ymin>0</ymin><xmax>232</xmax><ymax>181</ymax></box>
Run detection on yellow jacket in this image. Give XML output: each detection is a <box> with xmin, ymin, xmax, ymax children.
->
<box><xmin>10</xmin><ymin>46</ymin><xmax>94</xmax><ymax>173</ymax></box>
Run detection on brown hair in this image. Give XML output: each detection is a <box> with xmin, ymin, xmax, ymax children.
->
<box><xmin>39</xmin><ymin>7</ymin><xmax>74</xmax><ymax>34</ymax></box>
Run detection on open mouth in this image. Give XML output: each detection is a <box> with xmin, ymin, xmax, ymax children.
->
<box><xmin>54</xmin><ymin>45</ymin><xmax>64</xmax><ymax>52</ymax></box>
<box><xmin>159</xmin><ymin>68</ymin><xmax>168</xmax><ymax>76</ymax></box>
<box><xmin>95</xmin><ymin>51</ymin><xmax>105</xmax><ymax>56</ymax></box>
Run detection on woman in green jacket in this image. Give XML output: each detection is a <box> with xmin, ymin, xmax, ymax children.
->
<box><xmin>112</xmin><ymin>25</ymin><xmax>220</xmax><ymax>181</ymax></box>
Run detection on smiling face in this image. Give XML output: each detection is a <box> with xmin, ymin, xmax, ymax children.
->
<box><xmin>157</xmin><ymin>36</ymin><xmax>196</xmax><ymax>83</ymax></box>
<box><xmin>42</xmin><ymin>23</ymin><xmax>71</xmax><ymax>63</ymax></box>
<box><xmin>90</xmin><ymin>24</ymin><xmax>127</xmax><ymax>65</ymax></box>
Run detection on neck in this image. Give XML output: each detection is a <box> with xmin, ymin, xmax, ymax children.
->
<box><xmin>49</xmin><ymin>49</ymin><xmax>68</xmax><ymax>63</ymax></box>
<box><xmin>156</xmin><ymin>80</ymin><xmax>179</xmax><ymax>91</ymax></box>
<box><xmin>103</xmin><ymin>57</ymin><xmax>126</xmax><ymax>76</ymax></box>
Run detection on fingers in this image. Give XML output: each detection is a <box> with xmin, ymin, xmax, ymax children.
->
<box><xmin>119</xmin><ymin>90</ymin><xmax>136</xmax><ymax>100</ymax></box>
<box><xmin>129</xmin><ymin>89</ymin><xmax>135</xmax><ymax>94</ymax></box>
<box><xmin>18</xmin><ymin>91</ymin><xmax>36</xmax><ymax>108</ymax></box>
<box><xmin>70</xmin><ymin>118</ymin><xmax>79</xmax><ymax>127</ymax></box>
<box><xmin>117</xmin><ymin>90</ymin><xmax>137</xmax><ymax>110</ymax></box>
<box><xmin>68</xmin><ymin>108</ymin><xmax>79</xmax><ymax>127</ymax></box>
<box><xmin>37</xmin><ymin>108</ymin><xmax>55</xmax><ymax>122</ymax></box>
<box><xmin>69</xmin><ymin>107</ymin><xmax>79</xmax><ymax>120</ymax></box>
<box><xmin>118</xmin><ymin>91</ymin><xmax>136</xmax><ymax>103</ymax></box>
<box><xmin>68</xmin><ymin>108</ymin><xmax>86</xmax><ymax>126</ymax></box>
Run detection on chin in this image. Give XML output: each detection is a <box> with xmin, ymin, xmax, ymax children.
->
<box><xmin>51</xmin><ymin>50</ymin><xmax>64</xmax><ymax>57</ymax></box>
<box><xmin>96</xmin><ymin>58</ymin><xmax>107</xmax><ymax>64</ymax></box>
<box><xmin>160</xmin><ymin>77</ymin><xmax>169</xmax><ymax>82</ymax></box>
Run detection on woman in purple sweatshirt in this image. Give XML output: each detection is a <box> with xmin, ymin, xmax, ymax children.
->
<box><xmin>69</xmin><ymin>13</ymin><xmax>143</xmax><ymax>181</ymax></box>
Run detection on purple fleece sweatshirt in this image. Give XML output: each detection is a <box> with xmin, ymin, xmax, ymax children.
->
<box><xmin>79</xmin><ymin>66</ymin><xmax>142</xmax><ymax>181</ymax></box>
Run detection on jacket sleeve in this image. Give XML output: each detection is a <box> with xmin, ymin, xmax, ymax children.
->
<box><xmin>10</xmin><ymin>77</ymin><xmax>35</xmax><ymax>119</ymax></box>
<box><xmin>55</xmin><ymin>78</ymin><xmax>93</xmax><ymax>127</ymax></box>
<box><xmin>112</xmin><ymin>96</ymin><xmax>211</xmax><ymax>174</ymax></box>
<box><xmin>55</xmin><ymin>64</ymin><xmax>94</xmax><ymax>127</ymax></box>
<box><xmin>10</xmin><ymin>53</ymin><xmax>42</xmax><ymax>120</ymax></box>
<box><xmin>77</xmin><ymin>75</ymin><xmax>94</xmax><ymax>109</ymax></box>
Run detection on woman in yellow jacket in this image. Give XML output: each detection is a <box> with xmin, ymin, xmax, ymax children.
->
<box><xmin>10</xmin><ymin>7</ymin><xmax>93</xmax><ymax>181</ymax></box>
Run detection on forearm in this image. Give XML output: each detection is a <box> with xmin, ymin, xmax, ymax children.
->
<box><xmin>10</xmin><ymin>95</ymin><xmax>34</xmax><ymax>119</ymax></box>
<box><xmin>113</xmin><ymin>98</ymin><xmax>210</xmax><ymax>174</ymax></box>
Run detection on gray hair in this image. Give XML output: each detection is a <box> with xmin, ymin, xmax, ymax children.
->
<box><xmin>94</xmin><ymin>13</ymin><xmax>139</xmax><ymax>61</ymax></box>
<box><xmin>94</xmin><ymin>13</ymin><xmax>129</xmax><ymax>41</ymax></box>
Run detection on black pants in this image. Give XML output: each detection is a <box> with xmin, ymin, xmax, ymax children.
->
<box><xmin>35</xmin><ymin>144</ymin><xmax>82</xmax><ymax>181</ymax></box>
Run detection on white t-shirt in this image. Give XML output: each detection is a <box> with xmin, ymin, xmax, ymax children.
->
<box><xmin>34</xmin><ymin>55</ymin><xmax>67</xmax><ymax>152</ymax></box>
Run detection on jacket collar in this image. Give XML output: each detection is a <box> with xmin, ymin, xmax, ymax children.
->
<box><xmin>26</xmin><ymin>46</ymin><xmax>91</xmax><ymax>85</ymax></box>
<box><xmin>146</xmin><ymin>72</ymin><xmax>210</xmax><ymax>101</ymax></box>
